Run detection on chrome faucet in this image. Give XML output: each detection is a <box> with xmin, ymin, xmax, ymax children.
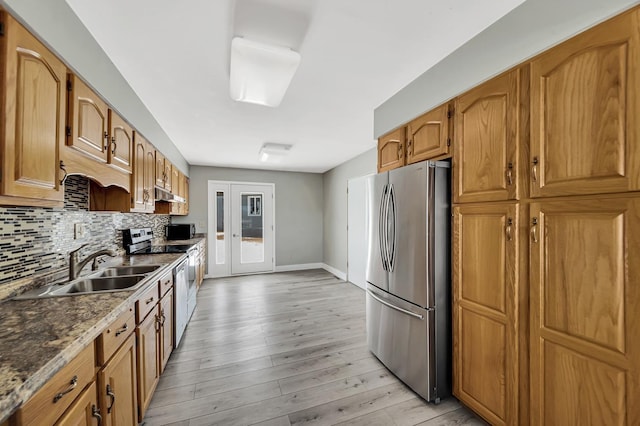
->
<box><xmin>69</xmin><ymin>244</ymin><xmax>116</xmax><ymax>281</ymax></box>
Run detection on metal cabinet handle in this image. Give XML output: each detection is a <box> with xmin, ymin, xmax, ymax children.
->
<box><xmin>59</xmin><ymin>161</ymin><xmax>68</xmax><ymax>185</ymax></box>
<box><xmin>111</xmin><ymin>138</ymin><xmax>117</xmax><ymax>156</ymax></box>
<box><xmin>114</xmin><ymin>323</ymin><xmax>128</xmax><ymax>337</ymax></box>
<box><xmin>532</xmin><ymin>157</ymin><xmax>538</xmax><ymax>182</ymax></box>
<box><xmin>506</xmin><ymin>162</ymin><xmax>513</xmax><ymax>185</ymax></box>
<box><xmin>398</xmin><ymin>143</ymin><xmax>403</xmax><ymax>158</ymax></box>
<box><xmin>145</xmin><ymin>297</ymin><xmax>154</xmax><ymax>305</ymax></box>
<box><xmin>531</xmin><ymin>217</ymin><xmax>539</xmax><ymax>243</ymax></box>
<box><xmin>53</xmin><ymin>375</ymin><xmax>78</xmax><ymax>403</ymax></box>
<box><xmin>367</xmin><ymin>290</ymin><xmax>424</xmax><ymax>320</ymax></box>
<box><xmin>106</xmin><ymin>384</ymin><xmax>116</xmax><ymax>413</ymax></box>
<box><xmin>92</xmin><ymin>405</ymin><xmax>102</xmax><ymax>425</ymax></box>
<box><xmin>103</xmin><ymin>132</ymin><xmax>109</xmax><ymax>150</ymax></box>
<box><xmin>506</xmin><ymin>218</ymin><xmax>513</xmax><ymax>241</ymax></box>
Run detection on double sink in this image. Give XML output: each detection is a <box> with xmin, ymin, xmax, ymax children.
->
<box><xmin>14</xmin><ymin>264</ymin><xmax>162</xmax><ymax>299</ymax></box>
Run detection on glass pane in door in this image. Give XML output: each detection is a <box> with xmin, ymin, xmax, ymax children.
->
<box><xmin>216</xmin><ymin>191</ymin><xmax>225</xmax><ymax>264</ymax></box>
<box><xmin>241</xmin><ymin>193</ymin><xmax>264</xmax><ymax>263</ymax></box>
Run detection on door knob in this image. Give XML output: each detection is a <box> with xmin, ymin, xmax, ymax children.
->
<box><xmin>233</xmin><ymin>234</ymin><xmax>239</xmax><ymax>237</ymax></box>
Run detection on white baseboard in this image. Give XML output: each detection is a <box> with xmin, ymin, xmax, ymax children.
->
<box><xmin>275</xmin><ymin>263</ymin><xmax>324</xmax><ymax>272</ymax></box>
<box><xmin>321</xmin><ymin>263</ymin><xmax>347</xmax><ymax>281</ymax></box>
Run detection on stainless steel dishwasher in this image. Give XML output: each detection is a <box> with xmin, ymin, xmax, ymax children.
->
<box><xmin>173</xmin><ymin>258</ymin><xmax>189</xmax><ymax>347</ymax></box>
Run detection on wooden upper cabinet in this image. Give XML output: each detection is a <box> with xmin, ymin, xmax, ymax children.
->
<box><xmin>132</xmin><ymin>132</ymin><xmax>147</xmax><ymax>211</ymax></box>
<box><xmin>145</xmin><ymin>141</ymin><xmax>156</xmax><ymax>211</ymax></box>
<box><xmin>164</xmin><ymin>159</ymin><xmax>172</xmax><ymax>191</ymax></box>
<box><xmin>378</xmin><ymin>127</ymin><xmax>406</xmax><ymax>172</ymax></box>
<box><xmin>530</xmin><ymin>8</ymin><xmax>640</xmax><ymax>198</ymax></box>
<box><xmin>529</xmin><ymin>197</ymin><xmax>640</xmax><ymax>425</ymax></box>
<box><xmin>407</xmin><ymin>103</ymin><xmax>451</xmax><ymax>164</ymax></box>
<box><xmin>67</xmin><ymin>74</ymin><xmax>109</xmax><ymax>163</ymax></box>
<box><xmin>0</xmin><ymin>12</ymin><xmax>65</xmax><ymax>205</ymax></box>
<box><xmin>107</xmin><ymin>110</ymin><xmax>133</xmax><ymax>174</ymax></box>
<box><xmin>453</xmin><ymin>203</ymin><xmax>521</xmax><ymax>426</ymax></box>
<box><xmin>155</xmin><ymin>150</ymin><xmax>166</xmax><ymax>188</ymax></box>
<box><xmin>454</xmin><ymin>68</ymin><xmax>523</xmax><ymax>203</ymax></box>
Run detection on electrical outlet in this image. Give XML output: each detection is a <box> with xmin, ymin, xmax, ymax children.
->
<box><xmin>198</xmin><ymin>220</ymin><xmax>206</xmax><ymax>229</ymax></box>
<box><xmin>74</xmin><ymin>223</ymin><xmax>85</xmax><ymax>239</ymax></box>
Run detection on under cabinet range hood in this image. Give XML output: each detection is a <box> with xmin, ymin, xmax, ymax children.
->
<box><xmin>155</xmin><ymin>186</ymin><xmax>185</xmax><ymax>203</ymax></box>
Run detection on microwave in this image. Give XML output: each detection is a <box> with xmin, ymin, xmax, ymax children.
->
<box><xmin>165</xmin><ymin>224</ymin><xmax>196</xmax><ymax>240</ymax></box>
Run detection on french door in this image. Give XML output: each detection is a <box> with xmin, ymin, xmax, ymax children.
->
<box><xmin>208</xmin><ymin>181</ymin><xmax>274</xmax><ymax>277</ymax></box>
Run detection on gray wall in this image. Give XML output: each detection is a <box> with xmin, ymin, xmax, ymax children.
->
<box><xmin>374</xmin><ymin>0</ymin><xmax>640</xmax><ymax>138</ymax></box>
<box><xmin>0</xmin><ymin>0</ymin><xmax>189</xmax><ymax>174</ymax></box>
<box><xmin>174</xmin><ymin>166</ymin><xmax>323</xmax><ymax>267</ymax></box>
<box><xmin>322</xmin><ymin>149</ymin><xmax>377</xmax><ymax>274</ymax></box>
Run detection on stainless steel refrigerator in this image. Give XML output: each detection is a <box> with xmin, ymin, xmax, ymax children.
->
<box><xmin>365</xmin><ymin>160</ymin><xmax>451</xmax><ymax>403</ymax></box>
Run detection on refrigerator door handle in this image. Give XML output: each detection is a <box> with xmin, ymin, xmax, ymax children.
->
<box><xmin>379</xmin><ymin>184</ymin><xmax>389</xmax><ymax>271</ymax></box>
<box><xmin>387</xmin><ymin>183</ymin><xmax>397</xmax><ymax>271</ymax></box>
<box><xmin>367</xmin><ymin>289</ymin><xmax>424</xmax><ymax>320</ymax></box>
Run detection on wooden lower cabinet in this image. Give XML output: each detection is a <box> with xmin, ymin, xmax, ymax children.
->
<box><xmin>453</xmin><ymin>202</ymin><xmax>523</xmax><ymax>425</ymax></box>
<box><xmin>56</xmin><ymin>382</ymin><xmax>101</xmax><ymax>426</ymax></box>
<box><xmin>136</xmin><ymin>309</ymin><xmax>160</xmax><ymax>422</ymax></box>
<box><xmin>529</xmin><ymin>196</ymin><xmax>640</xmax><ymax>425</ymax></box>
<box><xmin>98</xmin><ymin>333</ymin><xmax>137</xmax><ymax>426</ymax></box>
<box><xmin>159</xmin><ymin>291</ymin><xmax>174</xmax><ymax>373</ymax></box>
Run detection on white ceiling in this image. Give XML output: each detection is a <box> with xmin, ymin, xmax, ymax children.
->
<box><xmin>65</xmin><ymin>0</ymin><xmax>524</xmax><ymax>173</ymax></box>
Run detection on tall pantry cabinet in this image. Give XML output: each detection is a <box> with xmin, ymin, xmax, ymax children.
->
<box><xmin>527</xmin><ymin>8</ymin><xmax>640</xmax><ymax>425</ymax></box>
<box><xmin>452</xmin><ymin>65</ymin><xmax>528</xmax><ymax>426</ymax></box>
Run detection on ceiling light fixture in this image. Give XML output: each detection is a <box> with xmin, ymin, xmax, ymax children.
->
<box><xmin>229</xmin><ymin>37</ymin><xmax>301</xmax><ymax>107</ymax></box>
<box><xmin>259</xmin><ymin>143</ymin><xmax>292</xmax><ymax>162</ymax></box>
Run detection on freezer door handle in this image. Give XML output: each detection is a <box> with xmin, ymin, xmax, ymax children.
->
<box><xmin>367</xmin><ymin>289</ymin><xmax>424</xmax><ymax>320</ymax></box>
<box><xmin>379</xmin><ymin>184</ymin><xmax>389</xmax><ymax>271</ymax></box>
<box><xmin>387</xmin><ymin>183</ymin><xmax>397</xmax><ymax>271</ymax></box>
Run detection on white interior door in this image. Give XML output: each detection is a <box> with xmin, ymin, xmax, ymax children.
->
<box><xmin>347</xmin><ymin>175</ymin><xmax>370</xmax><ymax>289</ymax></box>
<box><xmin>208</xmin><ymin>181</ymin><xmax>274</xmax><ymax>277</ymax></box>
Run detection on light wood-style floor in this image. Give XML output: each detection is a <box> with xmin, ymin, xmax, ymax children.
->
<box><xmin>144</xmin><ymin>270</ymin><xmax>486</xmax><ymax>426</ymax></box>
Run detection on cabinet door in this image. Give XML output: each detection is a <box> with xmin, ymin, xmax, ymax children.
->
<box><xmin>136</xmin><ymin>309</ymin><xmax>160</xmax><ymax>422</ymax></box>
<box><xmin>377</xmin><ymin>127</ymin><xmax>406</xmax><ymax>172</ymax></box>
<box><xmin>155</xmin><ymin>150</ymin><xmax>166</xmax><ymax>188</ymax></box>
<box><xmin>67</xmin><ymin>75</ymin><xmax>109</xmax><ymax>163</ymax></box>
<box><xmin>131</xmin><ymin>132</ymin><xmax>146</xmax><ymax>211</ymax></box>
<box><xmin>407</xmin><ymin>103</ymin><xmax>450</xmax><ymax>164</ymax></box>
<box><xmin>183</xmin><ymin>176</ymin><xmax>190</xmax><ymax>215</ymax></box>
<box><xmin>170</xmin><ymin>169</ymin><xmax>182</xmax><ymax>215</ymax></box>
<box><xmin>453</xmin><ymin>203</ymin><xmax>520</xmax><ymax>426</ymax></box>
<box><xmin>164</xmin><ymin>159</ymin><xmax>172</xmax><ymax>191</ymax></box>
<box><xmin>107</xmin><ymin>110</ymin><xmax>133</xmax><ymax>174</ymax></box>
<box><xmin>145</xmin><ymin>141</ymin><xmax>156</xmax><ymax>211</ymax></box>
<box><xmin>159</xmin><ymin>291</ymin><xmax>174</xmax><ymax>373</ymax></box>
<box><xmin>98</xmin><ymin>333</ymin><xmax>137</xmax><ymax>426</ymax></box>
<box><xmin>529</xmin><ymin>197</ymin><xmax>640</xmax><ymax>425</ymax></box>
<box><xmin>56</xmin><ymin>382</ymin><xmax>100</xmax><ymax>426</ymax></box>
<box><xmin>454</xmin><ymin>68</ymin><xmax>522</xmax><ymax>203</ymax></box>
<box><xmin>530</xmin><ymin>9</ymin><xmax>640</xmax><ymax>198</ymax></box>
<box><xmin>1</xmin><ymin>13</ymin><xmax>65</xmax><ymax>204</ymax></box>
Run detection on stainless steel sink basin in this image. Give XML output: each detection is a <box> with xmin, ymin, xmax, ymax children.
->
<box><xmin>12</xmin><ymin>264</ymin><xmax>162</xmax><ymax>299</ymax></box>
<box><xmin>51</xmin><ymin>275</ymin><xmax>146</xmax><ymax>295</ymax></box>
<box><xmin>94</xmin><ymin>265</ymin><xmax>161</xmax><ymax>277</ymax></box>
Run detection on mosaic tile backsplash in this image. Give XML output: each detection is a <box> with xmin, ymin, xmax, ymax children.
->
<box><xmin>0</xmin><ymin>175</ymin><xmax>169</xmax><ymax>285</ymax></box>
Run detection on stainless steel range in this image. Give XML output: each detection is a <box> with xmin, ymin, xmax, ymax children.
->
<box><xmin>123</xmin><ymin>227</ymin><xmax>197</xmax><ymax>347</ymax></box>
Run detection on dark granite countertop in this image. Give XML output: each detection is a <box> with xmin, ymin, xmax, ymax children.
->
<box><xmin>0</xmin><ymin>252</ymin><xmax>187</xmax><ymax>423</ymax></box>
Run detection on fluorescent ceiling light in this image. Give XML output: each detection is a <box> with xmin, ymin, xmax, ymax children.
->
<box><xmin>230</xmin><ymin>37</ymin><xmax>301</xmax><ymax>107</ymax></box>
<box><xmin>259</xmin><ymin>143</ymin><xmax>292</xmax><ymax>162</ymax></box>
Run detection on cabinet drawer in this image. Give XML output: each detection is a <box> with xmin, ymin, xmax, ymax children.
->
<box><xmin>97</xmin><ymin>304</ymin><xmax>135</xmax><ymax>366</ymax></box>
<box><xmin>136</xmin><ymin>282</ymin><xmax>159</xmax><ymax>324</ymax></box>
<box><xmin>15</xmin><ymin>343</ymin><xmax>96</xmax><ymax>426</ymax></box>
<box><xmin>159</xmin><ymin>271</ymin><xmax>173</xmax><ymax>297</ymax></box>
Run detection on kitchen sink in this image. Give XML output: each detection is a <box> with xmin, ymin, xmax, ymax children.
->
<box><xmin>51</xmin><ymin>275</ymin><xmax>146</xmax><ymax>295</ymax></box>
<box><xmin>13</xmin><ymin>264</ymin><xmax>162</xmax><ymax>299</ymax></box>
<box><xmin>93</xmin><ymin>265</ymin><xmax>161</xmax><ymax>277</ymax></box>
